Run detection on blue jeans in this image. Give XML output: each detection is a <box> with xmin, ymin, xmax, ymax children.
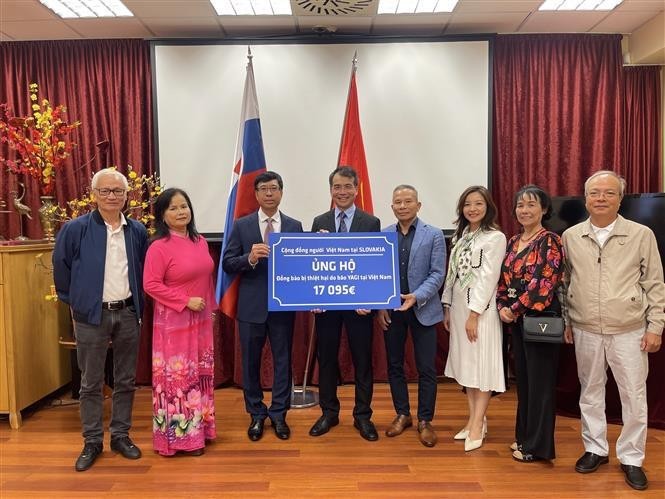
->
<box><xmin>74</xmin><ymin>306</ymin><xmax>140</xmax><ymax>444</ymax></box>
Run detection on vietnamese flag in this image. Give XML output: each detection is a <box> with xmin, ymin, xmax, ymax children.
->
<box><xmin>337</xmin><ymin>53</ymin><xmax>374</xmax><ymax>214</ymax></box>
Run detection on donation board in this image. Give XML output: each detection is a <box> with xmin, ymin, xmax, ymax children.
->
<box><xmin>268</xmin><ymin>232</ymin><xmax>400</xmax><ymax>311</ymax></box>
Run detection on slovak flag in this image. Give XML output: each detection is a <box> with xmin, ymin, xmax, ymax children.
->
<box><xmin>216</xmin><ymin>50</ymin><xmax>267</xmax><ymax>318</ymax></box>
<box><xmin>337</xmin><ymin>52</ymin><xmax>374</xmax><ymax>214</ymax></box>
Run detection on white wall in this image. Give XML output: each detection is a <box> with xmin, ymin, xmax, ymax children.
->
<box><xmin>153</xmin><ymin>39</ymin><xmax>491</xmax><ymax>233</ymax></box>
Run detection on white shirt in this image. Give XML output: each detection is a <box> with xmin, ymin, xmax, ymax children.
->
<box><xmin>258</xmin><ymin>208</ymin><xmax>281</xmax><ymax>234</ymax></box>
<box><xmin>334</xmin><ymin>204</ymin><xmax>356</xmax><ymax>232</ymax></box>
<box><xmin>102</xmin><ymin>214</ymin><xmax>131</xmax><ymax>302</ymax></box>
<box><xmin>591</xmin><ymin>218</ymin><xmax>617</xmax><ymax>248</ymax></box>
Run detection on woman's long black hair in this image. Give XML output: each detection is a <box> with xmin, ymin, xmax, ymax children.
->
<box><xmin>152</xmin><ymin>188</ymin><xmax>200</xmax><ymax>242</ymax></box>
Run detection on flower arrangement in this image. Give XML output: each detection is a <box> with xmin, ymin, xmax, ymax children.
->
<box><xmin>0</xmin><ymin>83</ymin><xmax>81</xmax><ymax>196</ymax></box>
<box><xmin>46</xmin><ymin>165</ymin><xmax>163</xmax><ymax>235</ymax></box>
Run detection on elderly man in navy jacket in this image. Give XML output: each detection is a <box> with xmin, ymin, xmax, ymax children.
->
<box><xmin>377</xmin><ymin>185</ymin><xmax>446</xmax><ymax>447</ymax></box>
<box><xmin>53</xmin><ymin>168</ymin><xmax>148</xmax><ymax>471</ymax></box>
<box><xmin>222</xmin><ymin>171</ymin><xmax>303</xmax><ymax>442</ymax></box>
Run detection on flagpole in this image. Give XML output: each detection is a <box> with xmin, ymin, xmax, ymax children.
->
<box><xmin>336</xmin><ymin>51</ymin><xmax>357</xmax><ymax>166</ymax></box>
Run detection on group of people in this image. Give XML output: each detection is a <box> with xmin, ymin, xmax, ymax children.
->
<box><xmin>53</xmin><ymin>167</ymin><xmax>663</xmax><ymax>492</ymax></box>
<box><xmin>441</xmin><ymin>172</ymin><xmax>663</xmax><ymax>492</ymax></box>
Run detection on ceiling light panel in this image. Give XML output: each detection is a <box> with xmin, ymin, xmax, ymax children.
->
<box><xmin>40</xmin><ymin>0</ymin><xmax>134</xmax><ymax>18</ymax></box>
<box><xmin>210</xmin><ymin>0</ymin><xmax>292</xmax><ymax>15</ymax></box>
<box><xmin>378</xmin><ymin>0</ymin><xmax>399</xmax><ymax>14</ymax></box>
<box><xmin>538</xmin><ymin>0</ymin><xmax>623</xmax><ymax>10</ymax></box>
<box><xmin>434</xmin><ymin>0</ymin><xmax>458</xmax><ymax>12</ymax></box>
<box><xmin>378</xmin><ymin>0</ymin><xmax>458</xmax><ymax>14</ymax></box>
<box><xmin>396</xmin><ymin>0</ymin><xmax>418</xmax><ymax>14</ymax></box>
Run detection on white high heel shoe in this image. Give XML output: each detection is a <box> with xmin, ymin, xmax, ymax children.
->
<box><xmin>453</xmin><ymin>428</ymin><xmax>469</xmax><ymax>440</ymax></box>
<box><xmin>464</xmin><ymin>434</ymin><xmax>484</xmax><ymax>452</ymax></box>
<box><xmin>464</xmin><ymin>418</ymin><xmax>488</xmax><ymax>452</ymax></box>
<box><xmin>455</xmin><ymin>416</ymin><xmax>487</xmax><ymax>441</ymax></box>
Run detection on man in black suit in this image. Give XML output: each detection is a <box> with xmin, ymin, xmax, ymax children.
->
<box><xmin>222</xmin><ymin>171</ymin><xmax>303</xmax><ymax>441</ymax></box>
<box><xmin>309</xmin><ymin>166</ymin><xmax>381</xmax><ymax>441</ymax></box>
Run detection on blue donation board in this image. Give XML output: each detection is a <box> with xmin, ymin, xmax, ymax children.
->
<box><xmin>268</xmin><ymin>232</ymin><xmax>401</xmax><ymax>311</ymax></box>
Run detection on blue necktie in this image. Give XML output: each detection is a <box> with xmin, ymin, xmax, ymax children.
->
<box><xmin>338</xmin><ymin>212</ymin><xmax>347</xmax><ymax>233</ymax></box>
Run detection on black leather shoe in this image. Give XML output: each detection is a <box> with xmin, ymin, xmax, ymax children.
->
<box><xmin>354</xmin><ymin>419</ymin><xmax>379</xmax><ymax>442</ymax></box>
<box><xmin>75</xmin><ymin>442</ymin><xmax>103</xmax><ymax>471</ymax></box>
<box><xmin>110</xmin><ymin>436</ymin><xmax>142</xmax><ymax>459</ymax></box>
<box><xmin>621</xmin><ymin>464</ymin><xmax>648</xmax><ymax>490</ymax></box>
<box><xmin>574</xmin><ymin>452</ymin><xmax>609</xmax><ymax>473</ymax></box>
<box><xmin>272</xmin><ymin>420</ymin><xmax>291</xmax><ymax>440</ymax></box>
<box><xmin>248</xmin><ymin>417</ymin><xmax>265</xmax><ymax>441</ymax></box>
<box><xmin>184</xmin><ymin>448</ymin><xmax>205</xmax><ymax>456</ymax></box>
<box><xmin>309</xmin><ymin>415</ymin><xmax>339</xmax><ymax>437</ymax></box>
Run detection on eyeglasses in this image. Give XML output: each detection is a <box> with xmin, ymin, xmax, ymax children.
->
<box><xmin>331</xmin><ymin>184</ymin><xmax>356</xmax><ymax>192</ymax></box>
<box><xmin>95</xmin><ymin>188</ymin><xmax>126</xmax><ymax>197</ymax></box>
<box><xmin>587</xmin><ymin>190</ymin><xmax>619</xmax><ymax>199</ymax></box>
<box><xmin>256</xmin><ymin>186</ymin><xmax>280</xmax><ymax>194</ymax></box>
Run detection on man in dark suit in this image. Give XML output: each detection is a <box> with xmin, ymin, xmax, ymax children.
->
<box><xmin>222</xmin><ymin>171</ymin><xmax>303</xmax><ymax>441</ymax></box>
<box><xmin>309</xmin><ymin>166</ymin><xmax>381</xmax><ymax>441</ymax></box>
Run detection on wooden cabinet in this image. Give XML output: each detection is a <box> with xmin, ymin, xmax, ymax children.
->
<box><xmin>0</xmin><ymin>243</ymin><xmax>71</xmax><ymax>428</ymax></box>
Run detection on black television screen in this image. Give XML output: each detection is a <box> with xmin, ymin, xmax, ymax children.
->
<box><xmin>546</xmin><ymin>193</ymin><xmax>665</xmax><ymax>266</ymax></box>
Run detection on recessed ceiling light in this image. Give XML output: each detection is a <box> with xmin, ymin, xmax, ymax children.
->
<box><xmin>40</xmin><ymin>0</ymin><xmax>133</xmax><ymax>18</ymax></box>
<box><xmin>210</xmin><ymin>0</ymin><xmax>293</xmax><ymax>15</ymax></box>
<box><xmin>378</xmin><ymin>0</ymin><xmax>458</xmax><ymax>15</ymax></box>
<box><xmin>538</xmin><ymin>0</ymin><xmax>623</xmax><ymax>11</ymax></box>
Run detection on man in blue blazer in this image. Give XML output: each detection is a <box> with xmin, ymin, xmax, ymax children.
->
<box><xmin>377</xmin><ymin>185</ymin><xmax>446</xmax><ymax>447</ymax></box>
<box><xmin>309</xmin><ymin>166</ymin><xmax>381</xmax><ymax>441</ymax></box>
<box><xmin>222</xmin><ymin>171</ymin><xmax>303</xmax><ymax>441</ymax></box>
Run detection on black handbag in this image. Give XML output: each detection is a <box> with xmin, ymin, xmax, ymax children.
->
<box><xmin>521</xmin><ymin>311</ymin><xmax>564</xmax><ymax>343</ymax></box>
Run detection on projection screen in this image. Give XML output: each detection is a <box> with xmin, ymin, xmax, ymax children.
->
<box><xmin>152</xmin><ymin>38</ymin><xmax>491</xmax><ymax>235</ymax></box>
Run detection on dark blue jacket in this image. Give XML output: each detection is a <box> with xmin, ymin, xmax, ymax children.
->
<box><xmin>53</xmin><ymin>210</ymin><xmax>148</xmax><ymax>326</ymax></box>
<box><xmin>222</xmin><ymin>210</ymin><xmax>303</xmax><ymax>323</ymax></box>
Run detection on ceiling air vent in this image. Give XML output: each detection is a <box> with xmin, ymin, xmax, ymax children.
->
<box><xmin>292</xmin><ymin>0</ymin><xmax>377</xmax><ymax>16</ymax></box>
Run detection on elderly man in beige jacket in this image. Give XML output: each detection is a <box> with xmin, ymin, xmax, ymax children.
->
<box><xmin>562</xmin><ymin>170</ymin><xmax>664</xmax><ymax>492</ymax></box>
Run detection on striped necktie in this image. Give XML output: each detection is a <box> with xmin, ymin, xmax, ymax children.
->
<box><xmin>338</xmin><ymin>211</ymin><xmax>347</xmax><ymax>233</ymax></box>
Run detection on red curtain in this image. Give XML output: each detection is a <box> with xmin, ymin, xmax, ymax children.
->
<box><xmin>492</xmin><ymin>34</ymin><xmax>625</xmax><ymax>236</ymax></box>
<box><xmin>0</xmin><ymin>39</ymin><xmax>153</xmax><ymax>240</ymax></box>
<box><xmin>3</xmin><ymin>37</ymin><xmax>661</xmax><ymax>427</ymax></box>
<box><xmin>493</xmin><ymin>34</ymin><xmax>664</xmax><ymax>429</ymax></box>
<box><xmin>624</xmin><ymin>66</ymin><xmax>663</xmax><ymax>193</ymax></box>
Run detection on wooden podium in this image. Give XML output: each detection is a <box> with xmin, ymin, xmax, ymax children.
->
<box><xmin>0</xmin><ymin>243</ymin><xmax>71</xmax><ymax>428</ymax></box>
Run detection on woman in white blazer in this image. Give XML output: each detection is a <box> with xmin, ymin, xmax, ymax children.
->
<box><xmin>443</xmin><ymin>186</ymin><xmax>507</xmax><ymax>452</ymax></box>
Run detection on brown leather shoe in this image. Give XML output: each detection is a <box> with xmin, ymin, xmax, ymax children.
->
<box><xmin>418</xmin><ymin>421</ymin><xmax>437</xmax><ymax>447</ymax></box>
<box><xmin>385</xmin><ymin>414</ymin><xmax>413</xmax><ymax>437</ymax></box>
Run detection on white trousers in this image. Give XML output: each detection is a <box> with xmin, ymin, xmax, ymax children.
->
<box><xmin>573</xmin><ymin>328</ymin><xmax>648</xmax><ymax>466</ymax></box>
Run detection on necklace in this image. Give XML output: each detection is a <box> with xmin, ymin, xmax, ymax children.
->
<box><xmin>520</xmin><ymin>227</ymin><xmax>544</xmax><ymax>243</ymax></box>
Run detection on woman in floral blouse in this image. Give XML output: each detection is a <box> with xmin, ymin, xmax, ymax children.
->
<box><xmin>497</xmin><ymin>185</ymin><xmax>565</xmax><ymax>463</ymax></box>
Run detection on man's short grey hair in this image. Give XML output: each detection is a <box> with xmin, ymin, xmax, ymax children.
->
<box><xmin>393</xmin><ymin>184</ymin><xmax>418</xmax><ymax>199</ymax></box>
<box><xmin>584</xmin><ymin>170</ymin><xmax>626</xmax><ymax>197</ymax></box>
<box><xmin>91</xmin><ymin>168</ymin><xmax>129</xmax><ymax>190</ymax></box>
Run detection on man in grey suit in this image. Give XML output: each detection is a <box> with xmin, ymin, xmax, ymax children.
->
<box><xmin>309</xmin><ymin>166</ymin><xmax>381</xmax><ymax>441</ymax></box>
<box><xmin>377</xmin><ymin>185</ymin><xmax>446</xmax><ymax>447</ymax></box>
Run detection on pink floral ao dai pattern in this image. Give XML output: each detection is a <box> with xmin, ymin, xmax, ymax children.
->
<box><xmin>144</xmin><ymin>233</ymin><xmax>217</xmax><ymax>455</ymax></box>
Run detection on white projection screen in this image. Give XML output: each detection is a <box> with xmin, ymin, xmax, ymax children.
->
<box><xmin>152</xmin><ymin>38</ymin><xmax>492</xmax><ymax>235</ymax></box>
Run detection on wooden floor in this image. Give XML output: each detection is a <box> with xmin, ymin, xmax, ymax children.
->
<box><xmin>1</xmin><ymin>382</ymin><xmax>663</xmax><ymax>498</ymax></box>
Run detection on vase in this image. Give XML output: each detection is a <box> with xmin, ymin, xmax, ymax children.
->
<box><xmin>38</xmin><ymin>196</ymin><xmax>57</xmax><ymax>242</ymax></box>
